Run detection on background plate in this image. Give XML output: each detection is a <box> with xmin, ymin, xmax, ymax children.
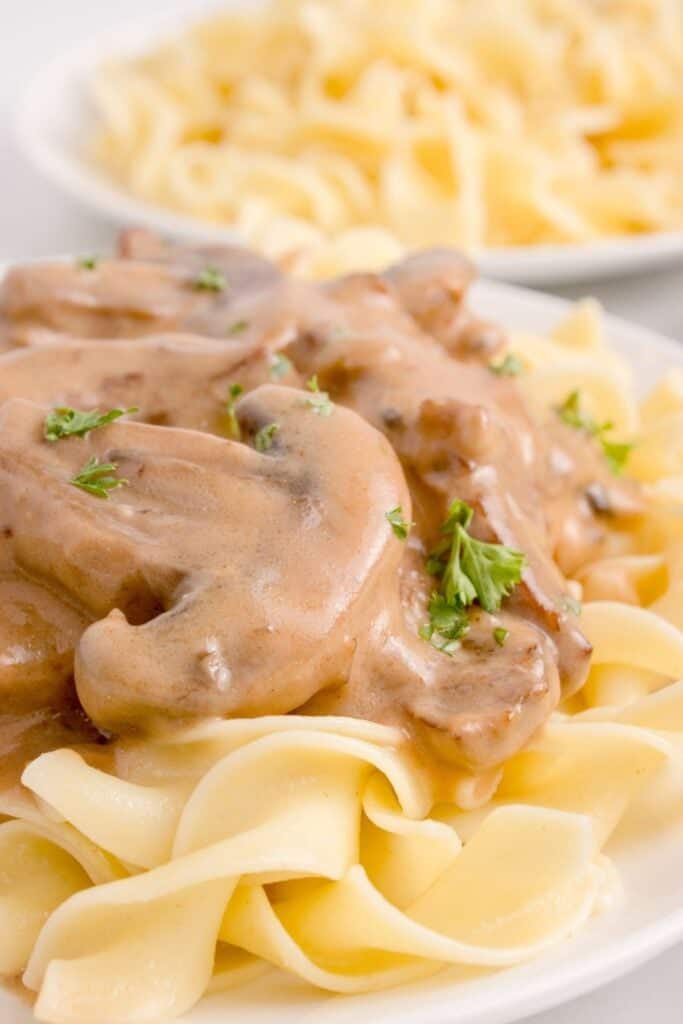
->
<box><xmin>0</xmin><ymin>273</ymin><xmax>681</xmax><ymax>1023</ymax></box>
<box><xmin>15</xmin><ymin>1</ymin><xmax>683</xmax><ymax>288</ymax></box>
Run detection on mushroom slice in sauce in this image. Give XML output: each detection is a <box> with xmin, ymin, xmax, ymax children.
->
<box><xmin>0</xmin><ymin>232</ymin><xmax>645</xmax><ymax>778</ymax></box>
<box><xmin>0</xmin><ymin>393</ymin><xmax>407</xmax><ymax>734</ymax></box>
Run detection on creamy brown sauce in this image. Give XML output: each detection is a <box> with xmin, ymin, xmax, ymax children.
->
<box><xmin>0</xmin><ymin>232</ymin><xmax>642</xmax><ymax>778</ymax></box>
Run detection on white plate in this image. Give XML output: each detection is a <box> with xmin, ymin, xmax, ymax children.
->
<box><xmin>0</xmin><ymin>270</ymin><xmax>682</xmax><ymax>1024</ymax></box>
<box><xmin>15</xmin><ymin>2</ymin><xmax>683</xmax><ymax>289</ymax></box>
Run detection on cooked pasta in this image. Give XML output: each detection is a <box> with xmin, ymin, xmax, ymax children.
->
<box><xmin>91</xmin><ymin>0</ymin><xmax>683</xmax><ymax>273</ymax></box>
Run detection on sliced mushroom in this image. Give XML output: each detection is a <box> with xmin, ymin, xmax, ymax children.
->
<box><xmin>0</xmin><ymin>393</ymin><xmax>407</xmax><ymax>732</ymax></box>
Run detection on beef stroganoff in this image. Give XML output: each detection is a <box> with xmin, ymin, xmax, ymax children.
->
<box><xmin>0</xmin><ymin>232</ymin><xmax>681</xmax><ymax>1023</ymax></box>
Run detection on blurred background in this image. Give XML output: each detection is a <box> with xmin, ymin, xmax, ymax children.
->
<box><xmin>2</xmin><ymin>0</ymin><xmax>682</xmax><ymax>339</ymax></box>
<box><xmin>0</xmin><ymin>3</ymin><xmax>681</xmax><ymax>1022</ymax></box>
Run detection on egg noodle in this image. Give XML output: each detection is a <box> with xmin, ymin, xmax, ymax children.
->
<box><xmin>91</xmin><ymin>0</ymin><xmax>683</xmax><ymax>275</ymax></box>
<box><xmin>0</xmin><ymin>297</ymin><xmax>682</xmax><ymax>1023</ymax></box>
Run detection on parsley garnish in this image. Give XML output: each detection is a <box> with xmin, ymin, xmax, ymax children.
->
<box><xmin>419</xmin><ymin>593</ymin><xmax>470</xmax><ymax>654</ymax></box>
<box><xmin>494</xmin><ymin>626</ymin><xmax>509</xmax><ymax>646</ymax></box>
<box><xmin>254</xmin><ymin>422</ymin><xmax>280</xmax><ymax>452</ymax></box>
<box><xmin>489</xmin><ymin>353</ymin><xmax>523</xmax><ymax>377</ymax></box>
<box><xmin>44</xmin><ymin>406</ymin><xmax>138</xmax><ymax>442</ymax></box>
<box><xmin>225</xmin><ymin>383</ymin><xmax>243</xmax><ymax>439</ymax></box>
<box><xmin>556</xmin><ymin>390</ymin><xmax>633</xmax><ymax>475</ymax></box>
<box><xmin>305</xmin><ymin>375</ymin><xmax>334</xmax><ymax>417</ymax></box>
<box><xmin>420</xmin><ymin>499</ymin><xmax>526</xmax><ymax>655</ymax></box>
<box><xmin>194</xmin><ymin>266</ymin><xmax>226</xmax><ymax>292</ymax></box>
<box><xmin>430</xmin><ymin>501</ymin><xmax>526</xmax><ymax>613</ymax></box>
<box><xmin>227</xmin><ymin>319</ymin><xmax>248</xmax><ymax>335</ymax></box>
<box><xmin>77</xmin><ymin>255</ymin><xmax>99</xmax><ymax>270</ymax></box>
<box><xmin>270</xmin><ymin>353</ymin><xmax>292</xmax><ymax>380</ymax></box>
<box><xmin>601</xmin><ymin>440</ymin><xmax>633</xmax><ymax>476</ymax></box>
<box><xmin>385</xmin><ymin>506</ymin><xmax>411</xmax><ymax>540</ymax></box>
<box><xmin>556</xmin><ymin>390</ymin><xmax>595</xmax><ymax>432</ymax></box>
<box><xmin>70</xmin><ymin>456</ymin><xmax>127</xmax><ymax>499</ymax></box>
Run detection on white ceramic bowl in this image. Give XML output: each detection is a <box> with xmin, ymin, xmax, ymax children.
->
<box><xmin>15</xmin><ymin>3</ymin><xmax>683</xmax><ymax>288</ymax></box>
<box><xmin>0</xmin><ymin>271</ymin><xmax>681</xmax><ymax>1024</ymax></box>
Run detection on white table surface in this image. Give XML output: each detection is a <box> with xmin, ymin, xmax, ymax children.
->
<box><xmin>1</xmin><ymin>3</ymin><xmax>681</xmax><ymax>1023</ymax></box>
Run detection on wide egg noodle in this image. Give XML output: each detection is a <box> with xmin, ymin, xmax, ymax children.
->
<box><xmin>0</xmin><ymin>810</ymin><xmax>124</xmax><ymax>978</ymax></box>
<box><xmin>4</xmin><ymin>701</ymin><xmax>677</xmax><ymax>1022</ymax></box>
<box><xmin>22</xmin><ymin>750</ymin><xmax>191</xmax><ymax>869</ymax></box>
<box><xmin>0</xmin><ymin>824</ymin><xmax>92</xmax><ymax>977</ymax></box>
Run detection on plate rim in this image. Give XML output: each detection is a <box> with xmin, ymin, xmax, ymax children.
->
<box><xmin>13</xmin><ymin>1</ymin><xmax>683</xmax><ymax>288</ymax></box>
<box><xmin>0</xmin><ymin>264</ymin><xmax>681</xmax><ymax>1024</ymax></box>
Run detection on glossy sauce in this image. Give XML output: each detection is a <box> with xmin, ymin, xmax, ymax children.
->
<box><xmin>0</xmin><ymin>233</ymin><xmax>641</xmax><ymax>777</ymax></box>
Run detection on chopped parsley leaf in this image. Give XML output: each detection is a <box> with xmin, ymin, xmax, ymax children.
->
<box><xmin>305</xmin><ymin>375</ymin><xmax>334</xmax><ymax>416</ymax></box>
<box><xmin>385</xmin><ymin>506</ymin><xmax>411</xmax><ymax>540</ymax></box>
<box><xmin>489</xmin><ymin>353</ymin><xmax>523</xmax><ymax>377</ymax></box>
<box><xmin>70</xmin><ymin>456</ymin><xmax>127</xmax><ymax>499</ymax></box>
<box><xmin>194</xmin><ymin>266</ymin><xmax>226</xmax><ymax>292</ymax></box>
<box><xmin>420</xmin><ymin>499</ymin><xmax>526</xmax><ymax>656</ymax></box>
<box><xmin>430</xmin><ymin>500</ymin><xmax>526</xmax><ymax>613</ymax></box>
<box><xmin>556</xmin><ymin>390</ymin><xmax>600</xmax><ymax>433</ymax></box>
<box><xmin>254</xmin><ymin>422</ymin><xmax>280</xmax><ymax>452</ymax></box>
<box><xmin>44</xmin><ymin>406</ymin><xmax>138</xmax><ymax>442</ymax></box>
<box><xmin>419</xmin><ymin>593</ymin><xmax>470</xmax><ymax>655</ymax></box>
<box><xmin>556</xmin><ymin>390</ymin><xmax>633</xmax><ymax>475</ymax></box>
<box><xmin>601</xmin><ymin>439</ymin><xmax>633</xmax><ymax>476</ymax></box>
<box><xmin>225</xmin><ymin>383</ymin><xmax>243</xmax><ymax>439</ymax></box>
<box><xmin>76</xmin><ymin>255</ymin><xmax>99</xmax><ymax>270</ymax></box>
<box><xmin>227</xmin><ymin>319</ymin><xmax>248</xmax><ymax>335</ymax></box>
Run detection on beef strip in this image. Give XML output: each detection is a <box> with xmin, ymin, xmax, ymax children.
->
<box><xmin>0</xmin><ymin>333</ymin><xmax>296</xmax><ymax>434</ymax></box>
<box><xmin>383</xmin><ymin>248</ymin><xmax>506</xmax><ymax>362</ymax></box>
<box><xmin>0</xmin><ymin>233</ymin><xmax>282</xmax><ymax>349</ymax></box>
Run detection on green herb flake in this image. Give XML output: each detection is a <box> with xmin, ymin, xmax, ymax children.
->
<box><xmin>304</xmin><ymin>375</ymin><xmax>334</xmax><ymax>417</ymax></box>
<box><xmin>420</xmin><ymin>498</ymin><xmax>526</xmax><ymax>656</ymax></box>
<box><xmin>556</xmin><ymin>390</ymin><xmax>599</xmax><ymax>433</ymax></box>
<box><xmin>601</xmin><ymin>439</ymin><xmax>634</xmax><ymax>476</ymax></box>
<box><xmin>194</xmin><ymin>266</ymin><xmax>227</xmax><ymax>292</ymax></box>
<box><xmin>489</xmin><ymin>353</ymin><xmax>523</xmax><ymax>377</ymax></box>
<box><xmin>432</xmin><ymin>499</ymin><xmax>526</xmax><ymax>613</ymax></box>
<box><xmin>70</xmin><ymin>456</ymin><xmax>127</xmax><ymax>500</ymax></box>
<box><xmin>419</xmin><ymin>593</ymin><xmax>470</xmax><ymax>655</ymax></box>
<box><xmin>493</xmin><ymin>626</ymin><xmax>509</xmax><ymax>646</ymax></box>
<box><xmin>254</xmin><ymin>422</ymin><xmax>280</xmax><ymax>452</ymax></box>
<box><xmin>225</xmin><ymin>383</ymin><xmax>244</xmax><ymax>439</ymax></box>
<box><xmin>227</xmin><ymin>319</ymin><xmax>248</xmax><ymax>335</ymax></box>
<box><xmin>77</xmin><ymin>255</ymin><xmax>99</xmax><ymax>271</ymax></box>
<box><xmin>385</xmin><ymin>506</ymin><xmax>411</xmax><ymax>540</ymax></box>
<box><xmin>270</xmin><ymin>353</ymin><xmax>292</xmax><ymax>380</ymax></box>
<box><xmin>44</xmin><ymin>406</ymin><xmax>138</xmax><ymax>443</ymax></box>
<box><xmin>556</xmin><ymin>390</ymin><xmax>633</xmax><ymax>475</ymax></box>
